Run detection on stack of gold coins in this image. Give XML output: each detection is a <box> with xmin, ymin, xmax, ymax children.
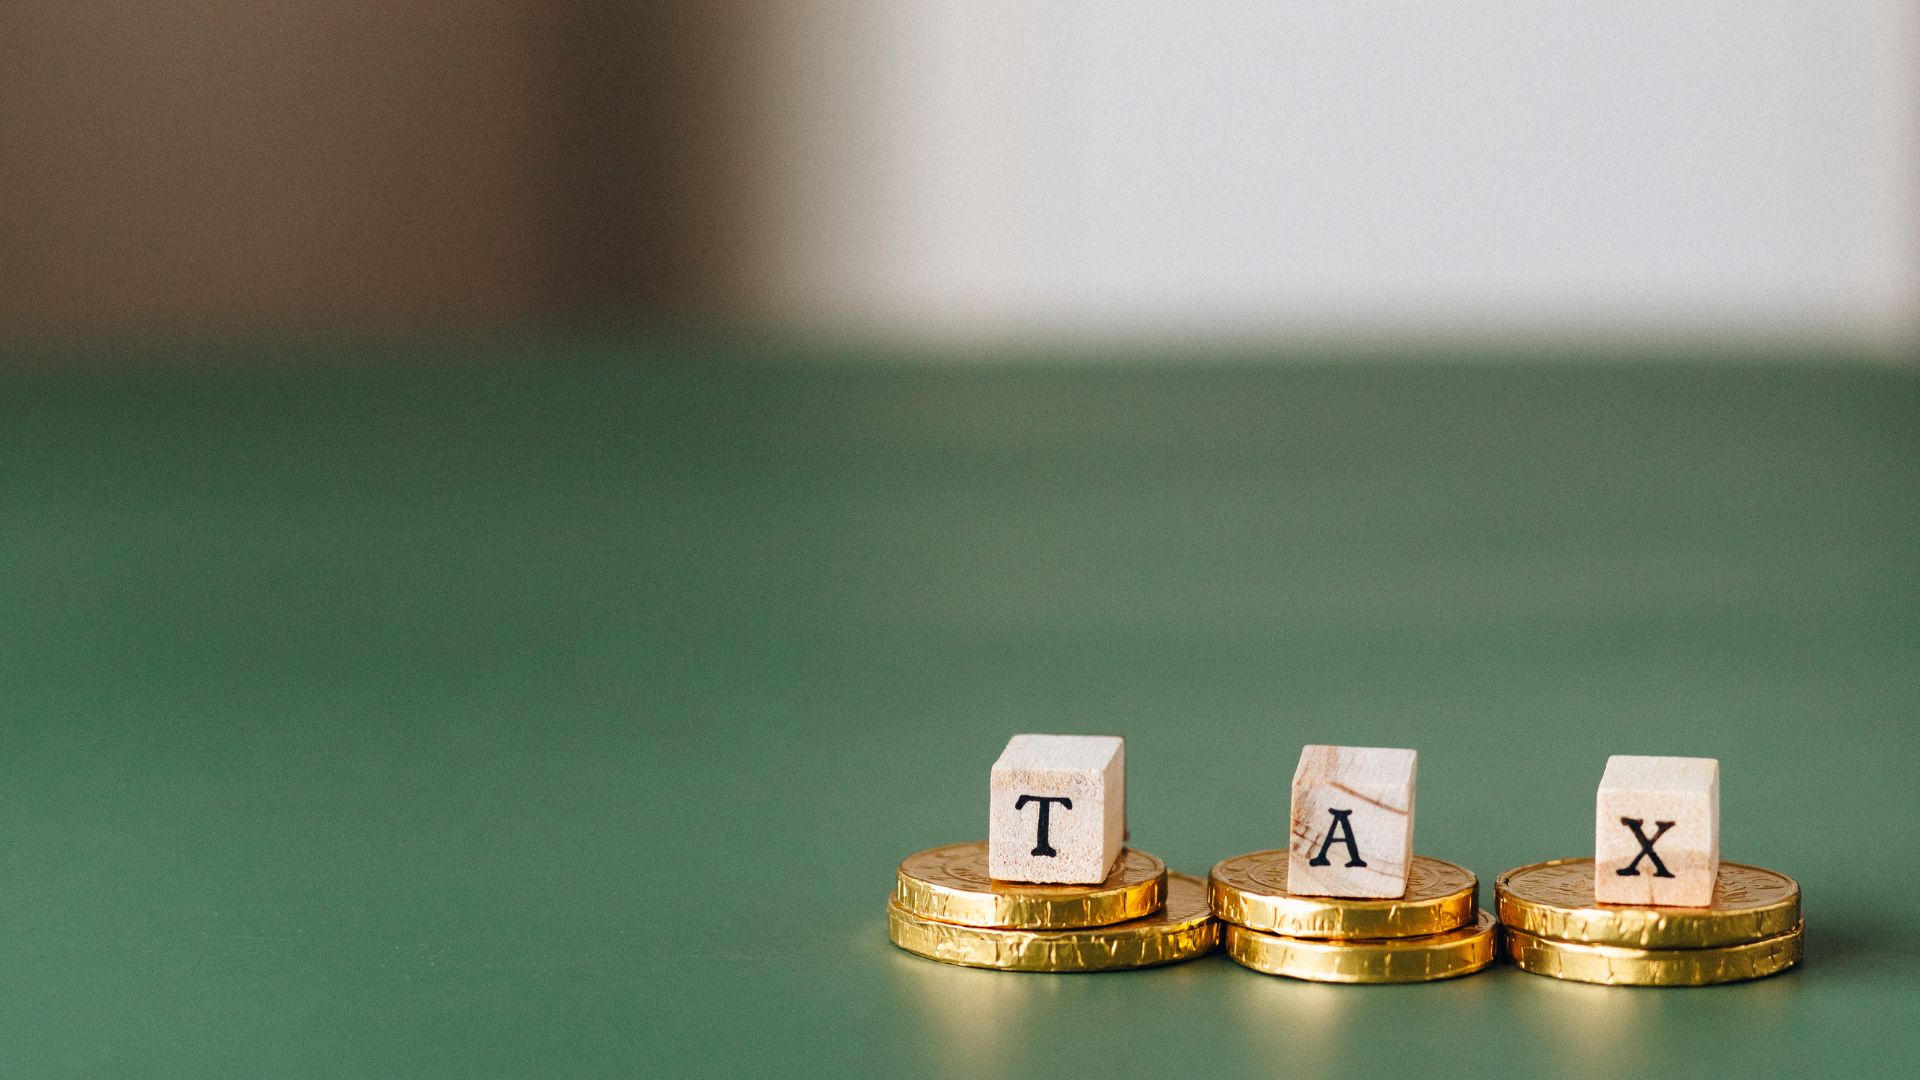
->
<box><xmin>886</xmin><ymin>841</ymin><xmax>1220</xmax><ymax>972</ymax></box>
<box><xmin>1498</xmin><ymin>858</ymin><xmax>1802</xmax><ymax>986</ymax></box>
<box><xmin>1208</xmin><ymin>851</ymin><xmax>1498</xmax><ymax>983</ymax></box>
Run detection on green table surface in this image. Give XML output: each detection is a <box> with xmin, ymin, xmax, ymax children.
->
<box><xmin>2</xmin><ymin>339</ymin><xmax>1916</xmax><ymax>1077</ymax></box>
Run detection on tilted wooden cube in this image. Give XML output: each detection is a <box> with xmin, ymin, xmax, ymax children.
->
<box><xmin>1594</xmin><ymin>754</ymin><xmax>1719</xmax><ymax>906</ymax></box>
<box><xmin>988</xmin><ymin>734</ymin><xmax>1125</xmax><ymax>884</ymax></box>
<box><xmin>1287</xmin><ymin>745</ymin><xmax>1417</xmax><ymax>898</ymax></box>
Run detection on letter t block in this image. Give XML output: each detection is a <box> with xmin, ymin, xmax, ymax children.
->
<box><xmin>988</xmin><ymin>734</ymin><xmax>1125</xmax><ymax>884</ymax></box>
<box><xmin>1287</xmin><ymin>745</ymin><xmax>1417</xmax><ymax>898</ymax></box>
<box><xmin>1594</xmin><ymin>755</ymin><xmax>1719</xmax><ymax>906</ymax></box>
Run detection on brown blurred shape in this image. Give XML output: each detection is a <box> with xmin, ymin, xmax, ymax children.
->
<box><xmin>0</xmin><ymin>2</ymin><xmax>754</xmax><ymax>336</ymax></box>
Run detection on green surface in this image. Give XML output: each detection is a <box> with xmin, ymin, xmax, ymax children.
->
<box><xmin>2</xmin><ymin>342</ymin><xmax>1916</xmax><ymax>1077</ymax></box>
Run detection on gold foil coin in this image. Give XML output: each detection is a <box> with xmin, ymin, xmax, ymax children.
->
<box><xmin>1505</xmin><ymin>922</ymin><xmax>1803</xmax><ymax>986</ymax></box>
<box><xmin>1496</xmin><ymin>858</ymin><xmax>1801</xmax><ymax>948</ymax></box>
<box><xmin>894</xmin><ymin>842</ymin><xmax>1166</xmax><ymax>930</ymax></box>
<box><xmin>1223</xmin><ymin>909</ymin><xmax>1499</xmax><ymax>983</ymax></box>
<box><xmin>1209</xmin><ymin>850</ymin><xmax>1478</xmax><ymax>939</ymax></box>
<box><xmin>887</xmin><ymin>872</ymin><xmax>1220</xmax><ymax>972</ymax></box>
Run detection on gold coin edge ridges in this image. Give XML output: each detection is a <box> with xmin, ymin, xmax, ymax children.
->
<box><xmin>886</xmin><ymin>873</ymin><xmax>1221</xmax><ymax>972</ymax></box>
<box><xmin>1208</xmin><ymin>851</ymin><xmax>1479</xmax><ymax>939</ymax></box>
<box><xmin>1220</xmin><ymin>911</ymin><xmax>1500</xmax><ymax>983</ymax></box>
<box><xmin>1494</xmin><ymin>858</ymin><xmax>1801</xmax><ymax>948</ymax></box>
<box><xmin>1503</xmin><ymin>922</ymin><xmax>1804</xmax><ymax>986</ymax></box>
<box><xmin>894</xmin><ymin>842</ymin><xmax>1168</xmax><ymax>930</ymax></box>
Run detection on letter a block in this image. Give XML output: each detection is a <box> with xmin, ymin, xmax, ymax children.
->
<box><xmin>1594</xmin><ymin>755</ymin><xmax>1719</xmax><ymax>906</ymax></box>
<box><xmin>1287</xmin><ymin>745</ymin><xmax>1417</xmax><ymax>898</ymax></box>
<box><xmin>988</xmin><ymin>734</ymin><xmax>1125</xmax><ymax>884</ymax></box>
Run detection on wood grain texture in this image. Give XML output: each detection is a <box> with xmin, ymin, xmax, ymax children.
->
<box><xmin>988</xmin><ymin>734</ymin><xmax>1125</xmax><ymax>884</ymax></box>
<box><xmin>1287</xmin><ymin>745</ymin><xmax>1417</xmax><ymax>898</ymax></box>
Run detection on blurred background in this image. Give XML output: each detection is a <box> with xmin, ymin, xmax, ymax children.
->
<box><xmin>3</xmin><ymin>1</ymin><xmax>1915</xmax><ymax>351</ymax></box>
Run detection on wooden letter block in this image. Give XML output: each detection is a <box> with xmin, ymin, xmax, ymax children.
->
<box><xmin>988</xmin><ymin>734</ymin><xmax>1125</xmax><ymax>884</ymax></box>
<box><xmin>1287</xmin><ymin>745</ymin><xmax>1417</xmax><ymax>898</ymax></box>
<box><xmin>1594</xmin><ymin>755</ymin><xmax>1719</xmax><ymax>906</ymax></box>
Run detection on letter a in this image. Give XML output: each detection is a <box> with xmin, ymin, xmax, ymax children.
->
<box><xmin>1308</xmin><ymin>808</ymin><xmax>1367</xmax><ymax>868</ymax></box>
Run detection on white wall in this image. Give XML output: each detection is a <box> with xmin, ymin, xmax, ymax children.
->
<box><xmin>750</xmin><ymin>2</ymin><xmax>1919</xmax><ymax>350</ymax></box>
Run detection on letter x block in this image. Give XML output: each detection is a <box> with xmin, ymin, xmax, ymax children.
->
<box><xmin>1594</xmin><ymin>755</ymin><xmax>1719</xmax><ymax>906</ymax></box>
<box><xmin>988</xmin><ymin>734</ymin><xmax>1125</xmax><ymax>884</ymax></box>
<box><xmin>1287</xmin><ymin>745</ymin><xmax>1417</xmax><ymax>898</ymax></box>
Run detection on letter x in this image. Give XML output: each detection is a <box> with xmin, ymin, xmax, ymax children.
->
<box><xmin>1616</xmin><ymin>817</ymin><xmax>1676</xmax><ymax>878</ymax></box>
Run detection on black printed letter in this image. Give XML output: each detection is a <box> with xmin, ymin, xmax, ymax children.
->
<box><xmin>1308</xmin><ymin>808</ymin><xmax>1367</xmax><ymax>868</ymax></box>
<box><xmin>1616</xmin><ymin>817</ymin><xmax>1676</xmax><ymax>878</ymax></box>
<box><xmin>1015</xmin><ymin>795</ymin><xmax>1074</xmax><ymax>857</ymax></box>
